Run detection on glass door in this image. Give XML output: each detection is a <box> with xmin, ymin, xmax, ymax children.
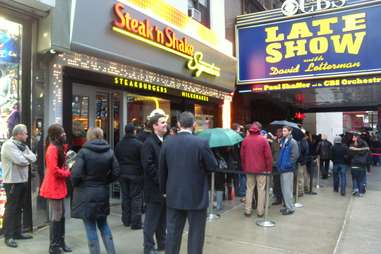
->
<box><xmin>72</xmin><ymin>85</ymin><xmax>122</xmax><ymax>202</ymax></box>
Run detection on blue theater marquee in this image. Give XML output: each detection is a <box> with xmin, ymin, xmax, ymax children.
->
<box><xmin>236</xmin><ymin>1</ymin><xmax>381</xmax><ymax>88</ymax></box>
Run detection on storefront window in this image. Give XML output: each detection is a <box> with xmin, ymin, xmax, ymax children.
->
<box><xmin>0</xmin><ymin>17</ymin><xmax>22</xmax><ymax>234</ymax></box>
<box><xmin>127</xmin><ymin>94</ymin><xmax>171</xmax><ymax>128</ymax></box>
<box><xmin>0</xmin><ymin>18</ymin><xmax>22</xmax><ymax>141</ymax></box>
<box><xmin>194</xmin><ymin>103</ymin><xmax>215</xmax><ymax>132</ymax></box>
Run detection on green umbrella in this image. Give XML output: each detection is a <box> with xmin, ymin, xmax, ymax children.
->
<box><xmin>197</xmin><ymin>128</ymin><xmax>243</xmax><ymax>148</ymax></box>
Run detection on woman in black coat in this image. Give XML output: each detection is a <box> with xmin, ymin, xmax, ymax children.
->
<box><xmin>71</xmin><ymin>127</ymin><xmax>120</xmax><ymax>254</ymax></box>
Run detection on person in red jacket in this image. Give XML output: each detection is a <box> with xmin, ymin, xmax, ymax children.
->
<box><xmin>240</xmin><ymin>122</ymin><xmax>272</xmax><ymax>217</ymax></box>
<box><xmin>40</xmin><ymin>124</ymin><xmax>72</xmax><ymax>254</ymax></box>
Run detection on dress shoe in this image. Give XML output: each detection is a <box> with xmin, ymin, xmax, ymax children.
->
<box><xmin>14</xmin><ymin>234</ymin><xmax>33</xmax><ymax>240</ymax></box>
<box><xmin>282</xmin><ymin>209</ymin><xmax>295</xmax><ymax>216</ymax></box>
<box><xmin>5</xmin><ymin>238</ymin><xmax>18</xmax><ymax>248</ymax></box>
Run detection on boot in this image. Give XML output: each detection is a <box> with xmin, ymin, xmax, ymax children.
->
<box><xmin>88</xmin><ymin>240</ymin><xmax>100</xmax><ymax>254</ymax></box>
<box><xmin>59</xmin><ymin>219</ymin><xmax>72</xmax><ymax>252</ymax></box>
<box><xmin>216</xmin><ymin>191</ymin><xmax>223</xmax><ymax>211</ymax></box>
<box><xmin>49</xmin><ymin>221</ymin><xmax>63</xmax><ymax>254</ymax></box>
<box><xmin>101</xmin><ymin>234</ymin><xmax>116</xmax><ymax>254</ymax></box>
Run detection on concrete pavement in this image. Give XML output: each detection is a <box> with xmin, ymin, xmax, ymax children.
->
<box><xmin>1</xmin><ymin>168</ymin><xmax>380</xmax><ymax>254</ymax></box>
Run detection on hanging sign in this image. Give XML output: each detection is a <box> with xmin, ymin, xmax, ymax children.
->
<box><xmin>237</xmin><ymin>3</ymin><xmax>381</xmax><ymax>84</ymax></box>
<box><xmin>112</xmin><ymin>2</ymin><xmax>220</xmax><ymax>78</ymax></box>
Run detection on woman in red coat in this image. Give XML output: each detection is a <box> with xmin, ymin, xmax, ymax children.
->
<box><xmin>40</xmin><ymin>124</ymin><xmax>72</xmax><ymax>254</ymax></box>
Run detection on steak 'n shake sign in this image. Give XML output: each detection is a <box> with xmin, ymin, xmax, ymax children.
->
<box><xmin>112</xmin><ymin>2</ymin><xmax>220</xmax><ymax>78</ymax></box>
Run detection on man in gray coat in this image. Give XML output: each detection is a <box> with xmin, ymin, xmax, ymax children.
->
<box><xmin>1</xmin><ymin>124</ymin><xmax>36</xmax><ymax>248</ymax></box>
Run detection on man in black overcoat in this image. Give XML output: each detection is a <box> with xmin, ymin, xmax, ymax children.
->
<box><xmin>141</xmin><ymin>113</ymin><xmax>168</xmax><ymax>254</ymax></box>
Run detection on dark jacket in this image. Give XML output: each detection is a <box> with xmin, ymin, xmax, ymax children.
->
<box><xmin>115</xmin><ymin>135</ymin><xmax>143</xmax><ymax>181</ymax></box>
<box><xmin>349</xmin><ymin>139</ymin><xmax>370</xmax><ymax>169</ymax></box>
<box><xmin>277</xmin><ymin>136</ymin><xmax>299</xmax><ymax>173</ymax></box>
<box><xmin>71</xmin><ymin>139</ymin><xmax>120</xmax><ymax>220</ymax></box>
<box><xmin>331</xmin><ymin>143</ymin><xmax>349</xmax><ymax>165</ymax></box>
<box><xmin>137</xmin><ymin>130</ymin><xmax>151</xmax><ymax>143</ymax></box>
<box><xmin>159</xmin><ymin>132</ymin><xmax>218</xmax><ymax>210</ymax></box>
<box><xmin>298</xmin><ymin>138</ymin><xmax>310</xmax><ymax>165</ymax></box>
<box><xmin>316</xmin><ymin>140</ymin><xmax>332</xmax><ymax>160</ymax></box>
<box><xmin>141</xmin><ymin>133</ymin><xmax>163</xmax><ymax>203</ymax></box>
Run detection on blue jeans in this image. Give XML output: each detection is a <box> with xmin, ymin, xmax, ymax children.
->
<box><xmin>351</xmin><ymin>169</ymin><xmax>366</xmax><ymax>194</ymax></box>
<box><xmin>83</xmin><ymin>217</ymin><xmax>115</xmax><ymax>254</ymax></box>
<box><xmin>333</xmin><ymin>164</ymin><xmax>347</xmax><ymax>193</ymax></box>
<box><xmin>236</xmin><ymin>174</ymin><xmax>247</xmax><ymax>197</ymax></box>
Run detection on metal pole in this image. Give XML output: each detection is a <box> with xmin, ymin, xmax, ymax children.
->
<box><xmin>256</xmin><ymin>174</ymin><xmax>275</xmax><ymax>227</ymax></box>
<box><xmin>316</xmin><ymin>157</ymin><xmax>321</xmax><ymax>189</ymax></box>
<box><xmin>208</xmin><ymin>172</ymin><xmax>220</xmax><ymax>221</ymax></box>
<box><xmin>295</xmin><ymin>168</ymin><xmax>304</xmax><ymax>208</ymax></box>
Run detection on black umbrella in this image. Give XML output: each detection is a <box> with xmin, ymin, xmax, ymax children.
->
<box><xmin>270</xmin><ymin>120</ymin><xmax>304</xmax><ymax>141</ymax></box>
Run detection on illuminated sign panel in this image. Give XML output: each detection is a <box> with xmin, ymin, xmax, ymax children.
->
<box><xmin>113</xmin><ymin>76</ymin><xmax>210</xmax><ymax>102</ymax></box>
<box><xmin>112</xmin><ymin>2</ymin><xmax>220</xmax><ymax>78</ymax></box>
<box><xmin>281</xmin><ymin>0</ymin><xmax>346</xmax><ymax>16</ymax></box>
<box><xmin>246</xmin><ymin>75</ymin><xmax>381</xmax><ymax>93</ymax></box>
<box><xmin>237</xmin><ymin>3</ymin><xmax>381</xmax><ymax>84</ymax></box>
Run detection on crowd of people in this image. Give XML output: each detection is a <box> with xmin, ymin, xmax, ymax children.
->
<box><xmin>0</xmin><ymin>112</ymin><xmax>376</xmax><ymax>254</ymax></box>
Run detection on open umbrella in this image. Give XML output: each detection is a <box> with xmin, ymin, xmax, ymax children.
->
<box><xmin>270</xmin><ymin>120</ymin><xmax>304</xmax><ymax>141</ymax></box>
<box><xmin>197</xmin><ymin>128</ymin><xmax>243</xmax><ymax>148</ymax></box>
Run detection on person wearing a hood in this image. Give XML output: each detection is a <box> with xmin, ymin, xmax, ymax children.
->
<box><xmin>277</xmin><ymin>126</ymin><xmax>299</xmax><ymax>215</ymax></box>
<box><xmin>331</xmin><ymin>136</ymin><xmax>349</xmax><ymax>196</ymax></box>
<box><xmin>71</xmin><ymin>128</ymin><xmax>120</xmax><ymax>254</ymax></box>
<box><xmin>115</xmin><ymin>123</ymin><xmax>144</xmax><ymax>229</ymax></box>
<box><xmin>349</xmin><ymin>132</ymin><xmax>369</xmax><ymax>197</ymax></box>
<box><xmin>240</xmin><ymin>122</ymin><xmax>272</xmax><ymax>217</ymax></box>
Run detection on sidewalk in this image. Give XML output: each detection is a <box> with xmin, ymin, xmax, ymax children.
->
<box><xmin>0</xmin><ymin>168</ymin><xmax>380</xmax><ymax>254</ymax></box>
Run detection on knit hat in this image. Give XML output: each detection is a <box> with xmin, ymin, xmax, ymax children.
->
<box><xmin>334</xmin><ymin>136</ymin><xmax>342</xmax><ymax>144</ymax></box>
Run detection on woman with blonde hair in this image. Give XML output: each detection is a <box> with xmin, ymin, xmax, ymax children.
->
<box><xmin>71</xmin><ymin>127</ymin><xmax>120</xmax><ymax>254</ymax></box>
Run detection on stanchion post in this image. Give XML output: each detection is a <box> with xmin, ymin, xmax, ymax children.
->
<box><xmin>316</xmin><ymin>157</ymin><xmax>320</xmax><ymax>189</ymax></box>
<box><xmin>295</xmin><ymin>169</ymin><xmax>304</xmax><ymax>208</ymax></box>
<box><xmin>208</xmin><ymin>172</ymin><xmax>220</xmax><ymax>222</ymax></box>
<box><xmin>256</xmin><ymin>173</ymin><xmax>275</xmax><ymax>227</ymax></box>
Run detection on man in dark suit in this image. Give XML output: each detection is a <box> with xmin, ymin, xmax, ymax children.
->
<box><xmin>159</xmin><ymin>112</ymin><xmax>218</xmax><ymax>254</ymax></box>
<box><xmin>141</xmin><ymin>113</ymin><xmax>168</xmax><ymax>254</ymax></box>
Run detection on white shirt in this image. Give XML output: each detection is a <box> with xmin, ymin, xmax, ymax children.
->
<box><xmin>178</xmin><ymin>129</ymin><xmax>192</xmax><ymax>134</ymax></box>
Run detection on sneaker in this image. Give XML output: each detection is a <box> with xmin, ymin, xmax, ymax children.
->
<box><xmin>358</xmin><ymin>193</ymin><xmax>364</xmax><ymax>198</ymax></box>
<box><xmin>352</xmin><ymin>191</ymin><xmax>359</xmax><ymax>196</ymax></box>
<box><xmin>280</xmin><ymin>207</ymin><xmax>287</xmax><ymax>213</ymax></box>
<box><xmin>5</xmin><ymin>238</ymin><xmax>18</xmax><ymax>248</ymax></box>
